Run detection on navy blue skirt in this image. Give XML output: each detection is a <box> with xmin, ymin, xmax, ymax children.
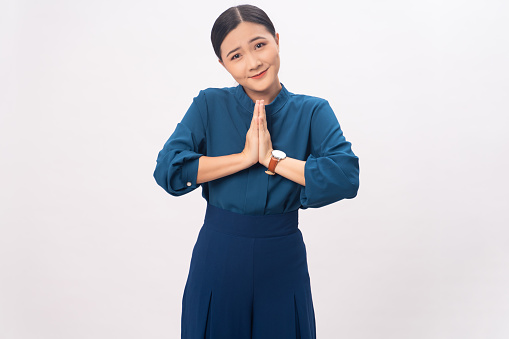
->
<box><xmin>181</xmin><ymin>203</ymin><xmax>316</xmax><ymax>339</ymax></box>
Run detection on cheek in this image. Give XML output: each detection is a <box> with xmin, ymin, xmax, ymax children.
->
<box><xmin>268</xmin><ymin>49</ymin><xmax>280</xmax><ymax>65</ymax></box>
<box><xmin>228</xmin><ymin>62</ymin><xmax>245</xmax><ymax>82</ymax></box>
<box><xmin>225</xmin><ymin>63</ymin><xmax>242</xmax><ymax>78</ymax></box>
<box><xmin>270</xmin><ymin>52</ymin><xmax>280</xmax><ymax>70</ymax></box>
<box><xmin>231</xmin><ymin>64</ymin><xmax>245</xmax><ymax>79</ymax></box>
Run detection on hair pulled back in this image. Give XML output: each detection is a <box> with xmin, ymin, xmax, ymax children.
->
<box><xmin>211</xmin><ymin>4</ymin><xmax>276</xmax><ymax>61</ymax></box>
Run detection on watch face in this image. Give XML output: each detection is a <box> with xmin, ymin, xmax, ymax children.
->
<box><xmin>272</xmin><ymin>150</ymin><xmax>286</xmax><ymax>159</ymax></box>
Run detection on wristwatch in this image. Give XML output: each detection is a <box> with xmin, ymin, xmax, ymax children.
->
<box><xmin>265</xmin><ymin>150</ymin><xmax>286</xmax><ymax>175</ymax></box>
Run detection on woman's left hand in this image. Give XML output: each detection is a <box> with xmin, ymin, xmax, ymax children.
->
<box><xmin>257</xmin><ymin>100</ymin><xmax>273</xmax><ymax>168</ymax></box>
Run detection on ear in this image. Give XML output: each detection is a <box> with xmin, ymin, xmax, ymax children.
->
<box><xmin>275</xmin><ymin>33</ymin><xmax>280</xmax><ymax>50</ymax></box>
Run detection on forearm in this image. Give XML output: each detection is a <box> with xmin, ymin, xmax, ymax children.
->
<box><xmin>196</xmin><ymin>153</ymin><xmax>252</xmax><ymax>184</ymax></box>
<box><xmin>267</xmin><ymin>156</ymin><xmax>306</xmax><ymax>186</ymax></box>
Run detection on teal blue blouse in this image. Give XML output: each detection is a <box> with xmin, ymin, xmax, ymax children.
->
<box><xmin>153</xmin><ymin>83</ymin><xmax>359</xmax><ymax>215</ymax></box>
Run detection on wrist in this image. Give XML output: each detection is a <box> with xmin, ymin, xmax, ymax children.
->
<box><xmin>239</xmin><ymin>151</ymin><xmax>257</xmax><ymax>168</ymax></box>
<box><xmin>264</xmin><ymin>149</ymin><xmax>286</xmax><ymax>175</ymax></box>
<box><xmin>261</xmin><ymin>149</ymin><xmax>273</xmax><ymax>168</ymax></box>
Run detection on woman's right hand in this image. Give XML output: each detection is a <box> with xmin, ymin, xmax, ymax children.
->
<box><xmin>240</xmin><ymin>100</ymin><xmax>260</xmax><ymax>167</ymax></box>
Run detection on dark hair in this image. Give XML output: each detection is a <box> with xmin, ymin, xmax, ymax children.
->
<box><xmin>211</xmin><ymin>4</ymin><xmax>276</xmax><ymax>61</ymax></box>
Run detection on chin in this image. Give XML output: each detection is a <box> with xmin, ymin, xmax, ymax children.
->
<box><xmin>246</xmin><ymin>78</ymin><xmax>278</xmax><ymax>92</ymax></box>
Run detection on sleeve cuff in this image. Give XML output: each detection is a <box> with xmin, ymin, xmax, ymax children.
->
<box><xmin>181</xmin><ymin>155</ymin><xmax>201</xmax><ymax>189</ymax></box>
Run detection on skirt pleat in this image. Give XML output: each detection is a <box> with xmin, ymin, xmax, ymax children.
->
<box><xmin>294</xmin><ymin>288</ymin><xmax>316</xmax><ymax>339</ymax></box>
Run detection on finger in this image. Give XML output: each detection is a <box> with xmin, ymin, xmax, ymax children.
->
<box><xmin>259</xmin><ymin>100</ymin><xmax>267</xmax><ymax>130</ymax></box>
<box><xmin>250</xmin><ymin>100</ymin><xmax>259</xmax><ymax>128</ymax></box>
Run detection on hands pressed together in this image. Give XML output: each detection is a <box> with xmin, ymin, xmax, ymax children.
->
<box><xmin>196</xmin><ymin>99</ymin><xmax>305</xmax><ymax>186</ymax></box>
<box><xmin>241</xmin><ymin>100</ymin><xmax>273</xmax><ymax>168</ymax></box>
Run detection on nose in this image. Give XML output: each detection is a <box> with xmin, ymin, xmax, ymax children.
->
<box><xmin>246</xmin><ymin>51</ymin><xmax>262</xmax><ymax>72</ymax></box>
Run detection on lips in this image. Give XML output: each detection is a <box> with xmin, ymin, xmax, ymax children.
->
<box><xmin>251</xmin><ymin>68</ymin><xmax>268</xmax><ymax>78</ymax></box>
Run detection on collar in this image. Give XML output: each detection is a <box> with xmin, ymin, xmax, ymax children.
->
<box><xmin>234</xmin><ymin>82</ymin><xmax>290</xmax><ymax>116</ymax></box>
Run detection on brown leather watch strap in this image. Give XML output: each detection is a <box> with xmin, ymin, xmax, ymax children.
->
<box><xmin>265</xmin><ymin>157</ymin><xmax>279</xmax><ymax>175</ymax></box>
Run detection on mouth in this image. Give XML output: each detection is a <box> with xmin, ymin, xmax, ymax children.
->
<box><xmin>250</xmin><ymin>68</ymin><xmax>269</xmax><ymax>79</ymax></box>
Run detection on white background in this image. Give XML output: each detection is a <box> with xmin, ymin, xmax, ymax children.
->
<box><xmin>1</xmin><ymin>0</ymin><xmax>508</xmax><ymax>338</ymax></box>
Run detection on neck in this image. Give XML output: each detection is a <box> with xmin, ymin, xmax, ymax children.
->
<box><xmin>244</xmin><ymin>80</ymin><xmax>282</xmax><ymax>105</ymax></box>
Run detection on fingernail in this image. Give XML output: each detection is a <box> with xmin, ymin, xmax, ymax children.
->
<box><xmin>261</xmin><ymin>100</ymin><xmax>264</xmax><ymax>105</ymax></box>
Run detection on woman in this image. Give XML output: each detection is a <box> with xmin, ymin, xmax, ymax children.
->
<box><xmin>154</xmin><ymin>4</ymin><xmax>359</xmax><ymax>339</ymax></box>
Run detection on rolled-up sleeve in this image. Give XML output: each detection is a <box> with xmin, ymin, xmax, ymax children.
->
<box><xmin>153</xmin><ymin>91</ymin><xmax>207</xmax><ymax>196</ymax></box>
<box><xmin>300</xmin><ymin>100</ymin><xmax>359</xmax><ymax>208</ymax></box>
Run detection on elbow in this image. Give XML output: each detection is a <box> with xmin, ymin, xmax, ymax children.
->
<box><xmin>343</xmin><ymin>182</ymin><xmax>359</xmax><ymax>199</ymax></box>
<box><xmin>343</xmin><ymin>161</ymin><xmax>359</xmax><ymax>199</ymax></box>
<box><xmin>153</xmin><ymin>166</ymin><xmax>181</xmax><ymax>196</ymax></box>
<box><xmin>330</xmin><ymin>181</ymin><xmax>358</xmax><ymax>202</ymax></box>
<box><xmin>154</xmin><ymin>175</ymin><xmax>188</xmax><ymax>197</ymax></box>
<box><xmin>153</xmin><ymin>168</ymin><xmax>172</xmax><ymax>195</ymax></box>
<box><xmin>345</xmin><ymin>175</ymin><xmax>359</xmax><ymax>199</ymax></box>
<box><xmin>153</xmin><ymin>164</ymin><xmax>198</xmax><ymax>197</ymax></box>
<box><xmin>300</xmin><ymin>179</ymin><xmax>359</xmax><ymax>209</ymax></box>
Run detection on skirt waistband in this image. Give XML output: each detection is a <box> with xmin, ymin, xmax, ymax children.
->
<box><xmin>203</xmin><ymin>203</ymin><xmax>299</xmax><ymax>238</ymax></box>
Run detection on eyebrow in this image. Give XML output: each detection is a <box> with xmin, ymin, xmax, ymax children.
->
<box><xmin>226</xmin><ymin>36</ymin><xmax>267</xmax><ymax>58</ymax></box>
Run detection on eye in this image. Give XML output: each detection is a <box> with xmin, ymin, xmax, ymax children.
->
<box><xmin>231</xmin><ymin>53</ymin><xmax>240</xmax><ymax>61</ymax></box>
<box><xmin>255</xmin><ymin>42</ymin><xmax>265</xmax><ymax>49</ymax></box>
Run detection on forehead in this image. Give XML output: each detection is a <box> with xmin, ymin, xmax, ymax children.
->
<box><xmin>221</xmin><ymin>21</ymin><xmax>272</xmax><ymax>50</ymax></box>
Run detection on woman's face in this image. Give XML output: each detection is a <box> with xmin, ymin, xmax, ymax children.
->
<box><xmin>219</xmin><ymin>21</ymin><xmax>280</xmax><ymax>97</ymax></box>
